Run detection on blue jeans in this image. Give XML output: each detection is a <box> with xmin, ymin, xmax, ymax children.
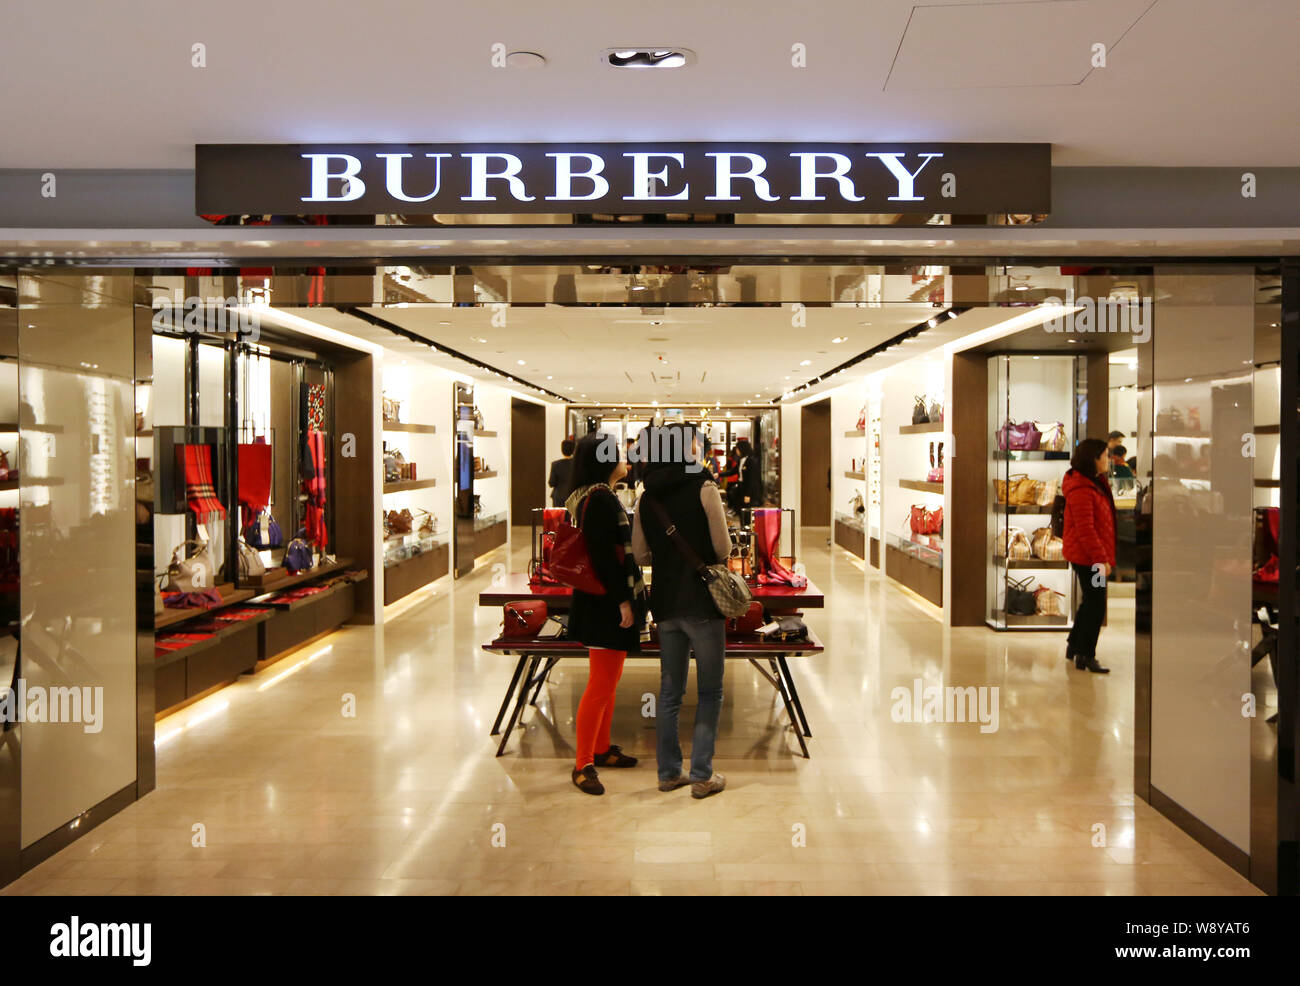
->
<box><xmin>656</xmin><ymin>616</ymin><xmax>726</xmax><ymax>782</ymax></box>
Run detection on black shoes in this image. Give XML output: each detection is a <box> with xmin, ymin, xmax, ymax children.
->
<box><xmin>572</xmin><ymin>764</ymin><xmax>605</xmax><ymax>795</ymax></box>
<box><xmin>593</xmin><ymin>745</ymin><xmax>637</xmax><ymax>768</ymax></box>
<box><xmin>1074</xmin><ymin>654</ymin><xmax>1110</xmax><ymax>674</ymax></box>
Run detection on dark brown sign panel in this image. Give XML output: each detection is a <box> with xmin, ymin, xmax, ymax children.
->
<box><xmin>195</xmin><ymin>142</ymin><xmax>1050</xmax><ymax>216</ymax></box>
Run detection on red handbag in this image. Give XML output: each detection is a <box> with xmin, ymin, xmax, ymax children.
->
<box><xmin>908</xmin><ymin>505</ymin><xmax>943</xmax><ymax>536</ymax></box>
<box><xmin>502</xmin><ymin>600</ymin><xmax>548</xmax><ymax>638</ymax></box>
<box><xmin>726</xmin><ymin>600</ymin><xmax>766</xmax><ymax>635</ymax></box>
<box><xmin>549</xmin><ymin>496</ymin><xmax>606</xmax><ymax>596</ymax></box>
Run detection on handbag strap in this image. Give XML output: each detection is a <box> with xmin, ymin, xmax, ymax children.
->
<box><xmin>644</xmin><ymin>494</ymin><xmax>710</xmax><ymax>577</ymax></box>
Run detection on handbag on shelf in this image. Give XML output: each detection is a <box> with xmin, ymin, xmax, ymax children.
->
<box><xmin>849</xmin><ymin>491</ymin><xmax>865</xmax><ymax>515</ymax></box>
<box><xmin>385</xmin><ymin>509</ymin><xmax>414</xmax><ymax>537</ymax></box>
<box><xmin>166</xmin><ymin>539</ymin><xmax>215</xmax><ymax>592</ymax></box>
<box><xmin>928</xmin><ymin>398</ymin><xmax>943</xmax><ymax>423</ymax></box>
<box><xmin>233</xmin><ymin>540</ymin><xmax>266</xmax><ymax>578</ymax></box>
<box><xmin>501</xmin><ymin>600</ymin><xmax>548</xmax><ymax>639</ymax></box>
<box><xmin>1004</xmin><ymin>576</ymin><xmax>1038</xmax><ymax>616</ymax></box>
<box><xmin>1034</xmin><ymin>586</ymin><xmax>1066</xmax><ymax>617</ymax></box>
<box><xmin>549</xmin><ymin>495</ymin><xmax>607</xmax><ymax>596</ymax></box>
<box><xmin>1030</xmin><ymin>527</ymin><xmax>1064</xmax><ymax>560</ymax></box>
<box><xmin>1156</xmin><ymin>407</ymin><xmax>1184</xmax><ymax>432</ymax></box>
<box><xmin>1036</xmin><ymin>422</ymin><xmax>1068</xmax><ymax>453</ymax></box>
<box><xmin>756</xmin><ymin>615</ymin><xmax>808</xmax><ymax>642</ymax></box>
<box><xmin>283</xmin><ymin>537</ymin><xmax>314</xmax><ymax>573</ymax></box>
<box><xmin>995</xmin><ymin>526</ymin><xmax>1033</xmax><ymax>559</ymax></box>
<box><xmin>994</xmin><ymin>473</ymin><xmax>1037</xmax><ymax>506</ymax></box>
<box><xmin>856</xmin><ymin>406</ymin><xmax>867</xmax><ymax>431</ymax></box>
<box><xmin>243</xmin><ymin>509</ymin><xmax>283</xmax><ymax>549</ymax></box>
<box><xmin>382</xmin><ymin>395</ymin><xmax>402</xmax><ymax>424</ymax></box>
<box><xmin>911</xmin><ymin>396</ymin><xmax>929</xmax><ymax>425</ymax></box>
<box><xmin>726</xmin><ymin>601</ymin><xmax>767</xmax><ymax>635</ymax></box>
<box><xmin>908</xmin><ymin>505</ymin><xmax>943</xmax><ymax>537</ymax></box>
<box><xmin>996</xmin><ymin>420</ymin><xmax>1042</xmax><ymax>452</ymax></box>
<box><xmin>644</xmin><ymin>495</ymin><xmax>753</xmax><ymax>619</ymax></box>
<box><xmin>1033</xmin><ymin>478</ymin><xmax>1058</xmax><ymax>507</ymax></box>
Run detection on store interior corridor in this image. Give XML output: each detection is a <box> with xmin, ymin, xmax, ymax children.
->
<box><xmin>1</xmin><ymin>528</ymin><xmax>1255</xmax><ymax>896</ymax></box>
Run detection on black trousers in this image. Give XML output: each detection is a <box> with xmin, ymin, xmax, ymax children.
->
<box><xmin>1068</xmin><ymin>562</ymin><xmax>1107</xmax><ymax>659</ymax></box>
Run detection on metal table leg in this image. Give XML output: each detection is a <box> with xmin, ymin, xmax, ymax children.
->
<box><xmin>529</xmin><ymin>656</ymin><xmax>559</xmax><ymax>706</ymax></box>
<box><xmin>491</xmin><ymin>655</ymin><xmax>527</xmax><ymax>735</ymax></box>
<box><xmin>776</xmin><ymin>654</ymin><xmax>812</xmax><ymax>737</ymax></box>
<box><xmin>747</xmin><ymin>657</ymin><xmax>810</xmax><ymax>759</ymax></box>
<box><xmin>496</xmin><ymin>655</ymin><xmax>541</xmax><ymax>757</ymax></box>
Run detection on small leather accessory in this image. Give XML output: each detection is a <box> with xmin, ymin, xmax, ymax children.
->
<box><xmin>243</xmin><ymin>509</ymin><xmax>283</xmax><ymax>549</ymax></box>
<box><xmin>167</xmin><ymin>539</ymin><xmax>214</xmax><ymax>592</ymax></box>
<box><xmin>911</xmin><ymin>396</ymin><xmax>929</xmax><ymax>425</ymax></box>
<box><xmin>645</xmin><ymin>495</ymin><xmax>753</xmax><ymax>619</ymax></box>
<box><xmin>502</xmin><ymin>600</ymin><xmax>548</xmax><ymax>638</ymax></box>
<box><xmin>549</xmin><ymin>495</ymin><xmax>606</xmax><ymax>595</ymax></box>
<box><xmin>757</xmin><ymin>615</ymin><xmax>808</xmax><ymax>642</ymax></box>
<box><xmin>726</xmin><ymin>600</ymin><xmax>766</xmax><ymax>635</ymax></box>
<box><xmin>283</xmin><ymin>537</ymin><xmax>314</xmax><ymax>573</ymax></box>
<box><xmin>1004</xmin><ymin>576</ymin><xmax>1038</xmax><ymax>615</ymax></box>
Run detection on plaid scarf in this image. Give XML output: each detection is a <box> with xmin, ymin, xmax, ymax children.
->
<box><xmin>565</xmin><ymin>483</ymin><xmax>646</xmax><ymax>601</ymax></box>
<box><xmin>184</xmin><ymin>444</ymin><xmax>225</xmax><ymax>518</ymax></box>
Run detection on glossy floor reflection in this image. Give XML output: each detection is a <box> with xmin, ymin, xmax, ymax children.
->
<box><xmin>5</xmin><ymin>530</ymin><xmax>1259</xmax><ymax>896</ymax></box>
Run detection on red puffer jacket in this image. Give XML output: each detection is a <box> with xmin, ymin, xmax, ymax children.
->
<box><xmin>1061</xmin><ymin>469</ymin><xmax>1116</xmax><ymax>567</ymax></box>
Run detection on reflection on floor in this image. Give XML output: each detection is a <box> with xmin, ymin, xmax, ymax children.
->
<box><xmin>4</xmin><ymin>529</ymin><xmax>1259</xmax><ymax>896</ymax></box>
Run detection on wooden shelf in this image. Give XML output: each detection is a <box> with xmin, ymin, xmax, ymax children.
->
<box><xmin>843</xmin><ymin>429</ymin><xmax>866</xmax><ymax>438</ymax></box>
<box><xmin>156</xmin><ymin>609</ymin><xmax>271</xmax><ymax>668</ymax></box>
<box><xmin>844</xmin><ymin>470</ymin><xmax>865</xmax><ymax>480</ymax></box>
<box><xmin>0</xmin><ymin>479</ymin><xmax>15</xmax><ymax>492</ymax></box>
<box><xmin>474</xmin><ymin>470</ymin><xmax>499</xmax><ymax>480</ymax></box>
<box><xmin>242</xmin><ymin>557</ymin><xmax>355</xmax><ymax>594</ymax></box>
<box><xmin>899</xmin><ymin>421</ymin><xmax>944</xmax><ymax>435</ymax></box>
<box><xmin>1156</xmin><ymin>431</ymin><xmax>1210</xmax><ymax>440</ymax></box>
<box><xmin>899</xmin><ymin>479</ymin><xmax>943</xmax><ymax>494</ymax></box>
<box><xmin>0</xmin><ymin>424</ymin><xmax>17</xmax><ymax>432</ymax></box>
<box><xmin>991</xmin><ymin>610</ymin><xmax>1070</xmax><ymax>628</ymax></box>
<box><xmin>1254</xmin><ymin>424</ymin><xmax>1281</xmax><ymax>435</ymax></box>
<box><xmin>156</xmin><ymin>585</ymin><xmax>257</xmax><ymax>629</ymax></box>
<box><xmin>384</xmin><ymin>478</ymin><xmax>437</xmax><ymax>494</ymax></box>
<box><xmin>1255</xmin><ymin>479</ymin><xmax>1281</xmax><ymax>489</ymax></box>
<box><xmin>0</xmin><ymin>476</ymin><xmax>64</xmax><ymax>490</ymax></box>
<box><xmin>474</xmin><ymin>429</ymin><xmax>497</xmax><ymax>438</ymax></box>
<box><xmin>997</xmin><ymin>558</ymin><xmax>1070</xmax><ymax>570</ymax></box>
<box><xmin>383</xmin><ymin>422</ymin><xmax>437</xmax><ymax>434</ymax></box>
<box><xmin>996</xmin><ymin>504</ymin><xmax>1055</xmax><ymax>514</ymax></box>
<box><xmin>255</xmin><ymin>577</ymin><xmax>354</xmax><ymax>612</ymax></box>
<box><xmin>993</xmin><ymin>450</ymin><xmax>1070</xmax><ymax>461</ymax></box>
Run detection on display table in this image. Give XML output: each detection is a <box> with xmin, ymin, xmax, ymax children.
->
<box><xmin>477</xmin><ymin>573</ymin><xmax>824</xmax><ymax>612</ymax></box>
<box><xmin>483</xmin><ymin>632</ymin><xmax>822</xmax><ymax>758</ymax></box>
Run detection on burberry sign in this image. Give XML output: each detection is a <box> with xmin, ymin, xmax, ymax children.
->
<box><xmin>194</xmin><ymin>142</ymin><xmax>1050</xmax><ymax>216</ymax></box>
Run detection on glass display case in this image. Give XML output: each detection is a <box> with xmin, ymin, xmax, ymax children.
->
<box><xmin>987</xmin><ymin>354</ymin><xmax>1083</xmax><ymax>630</ymax></box>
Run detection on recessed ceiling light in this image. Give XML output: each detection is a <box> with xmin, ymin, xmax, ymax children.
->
<box><xmin>472</xmin><ymin>337</ymin><xmax>487</xmax><ymax>343</ymax></box>
<box><xmin>504</xmin><ymin>50</ymin><xmax>547</xmax><ymax>68</ymax></box>
<box><xmin>799</xmin><ymin>359</ymin><xmax>811</xmax><ymax>366</ymax></box>
<box><xmin>605</xmin><ymin>47</ymin><xmax>694</xmax><ymax>69</ymax></box>
<box><xmin>831</xmin><ymin>337</ymin><xmax>846</xmax><ymax>344</ymax></box>
<box><xmin>1032</xmin><ymin>355</ymin><xmax>1040</xmax><ymax>360</ymax></box>
<box><xmin>546</xmin><ymin>375</ymin><xmax>553</xmax><ymax>380</ymax></box>
<box><xmin>567</xmin><ymin>387</ymin><xmax>574</xmax><ymax>391</ymax></box>
<box><xmin>754</xmin><ymin>393</ymin><xmax>760</xmax><ymax>398</ymax></box>
<box><xmin>1014</xmin><ymin>285</ymin><xmax>1029</xmax><ymax>291</ymax></box>
<box><xmin>439</xmin><ymin>321</ymin><xmax>451</xmax><ymax>326</ymax></box>
<box><xmin>517</xmin><ymin>359</ymin><xmax>526</xmax><ymax>365</ymax></box>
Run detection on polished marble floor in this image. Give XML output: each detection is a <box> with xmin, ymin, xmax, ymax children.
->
<box><xmin>4</xmin><ymin>530</ymin><xmax>1259</xmax><ymax>895</ymax></box>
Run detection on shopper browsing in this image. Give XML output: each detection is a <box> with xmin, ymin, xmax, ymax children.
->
<box><xmin>1062</xmin><ymin>438</ymin><xmax>1117</xmax><ymax>674</ymax></box>
<box><xmin>547</xmin><ymin>436</ymin><xmax>576</xmax><ymax>508</ymax></box>
<box><xmin>726</xmin><ymin>438</ymin><xmax>761</xmax><ymax>514</ymax></box>
<box><xmin>563</xmin><ymin>433</ymin><xmax>648</xmax><ymax>795</ymax></box>
<box><xmin>632</xmin><ymin>423</ymin><xmax>732</xmax><ymax>799</ymax></box>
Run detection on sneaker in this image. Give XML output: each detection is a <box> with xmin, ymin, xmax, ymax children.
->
<box><xmin>690</xmin><ymin>773</ymin><xmax>726</xmax><ymax>799</ymax></box>
<box><xmin>593</xmin><ymin>745</ymin><xmax>638</xmax><ymax>768</ymax></box>
<box><xmin>572</xmin><ymin>764</ymin><xmax>604</xmax><ymax>795</ymax></box>
<box><xmin>658</xmin><ymin>774</ymin><xmax>691</xmax><ymax>792</ymax></box>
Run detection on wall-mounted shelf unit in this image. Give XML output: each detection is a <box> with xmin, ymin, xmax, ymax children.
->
<box><xmin>382</xmin><ymin>422</ymin><xmax>437</xmax><ymax>434</ymax></box>
<box><xmin>844</xmin><ymin>470</ymin><xmax>865</xmax><ymax>481</ymax></box>
<box><xmin>473</xmin><ymin>470</ymin><xmax>499</xmax><ymax>480</ymax></box>
<box><xmin>474</xmin><ymin>429</ymin><xmax>497</xmax><ymax>438</ymax></box>
<box><xmin>899</xmin><ymin>421</ymin><xmax>944</xmax><ymax>435</ymax></box>
<box><xmin>899</xmin><ymin>479</ymin><xmax>943</xmax><ymax>494</ymax></box>
<box><xmin>384</xmin><ymin>478</ymin><xmax>437</xmax><ymax>494</ymax></box>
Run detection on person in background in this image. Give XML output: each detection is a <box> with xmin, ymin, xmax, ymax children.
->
<box><xmin>721</xmin><ymin>443</ymin><xmax>739</xmax><ymax>491</ymax></box>
<box><xmin>632</xmin><ymin>423</ymin><xmax>731</xmax><ymax>799</ymax></box>
<box><xmin>1106</xmin><ymin>430</ymin><xmax>1125</xmax><ymax>454</ymax></box>
<box><xmin>698</xmin><ymin>434</ymin><xmax>719</xmax><ymax>481</ymax></box>
<box><xmin>727</xmin><ymin>438</ymin><xmax>761</xmax><ymax>514</ymax></box>
<box><xmin>624</xmin><ymin>435</ymin><xmax>644</xmax><ymax>488</ymax></box>
<box><xmin>563</xmin><ymin>433</ymin><xmax>648</xmax><ymax>795</ymax></box>
<box><xmin>547</xmin><ymin>436</ymin><xmax>576</xmax><ymax>508</ymax></box>
<box><xmin>1062</xmin><ymin>437</ymin><xmax>1117</xmax><ymax>674</ymax></box>
<box><xmin>1109</xmin><ymin>444</ymin><xmax>1135</xmax><ymax>479</ymax></box>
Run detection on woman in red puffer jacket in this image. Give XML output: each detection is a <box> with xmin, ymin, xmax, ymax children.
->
<box><xmin>1061</xmin><ymin>437</ymin><xmax>1117</xmax><ymax>674</ymax></box>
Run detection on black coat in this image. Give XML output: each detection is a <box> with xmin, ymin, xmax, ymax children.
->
<box><xmin>566</xmin><ymin>487</ymin><xmax>644</xmax><ymax>652</ymax></box>
<box><xmin>547</xmin><ymin>457</ymin><xmax>572</xmax><ymax>508</ymax></box>
<box><xmin>638</xmin><ymin>467</ymin><xmax>722</xmax><ymax>622</ymax></box>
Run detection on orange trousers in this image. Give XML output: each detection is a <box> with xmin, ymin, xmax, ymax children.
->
<box><xmin>575</xmin><ymin>648</ymin><xmax>626</xmax><ymax>771</ymax></box>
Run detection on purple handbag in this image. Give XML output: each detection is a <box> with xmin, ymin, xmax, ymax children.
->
<box><xmin>997</xmin><ymin>420</ymin><xmax>1042</xmax><ymax>451</ymax></box>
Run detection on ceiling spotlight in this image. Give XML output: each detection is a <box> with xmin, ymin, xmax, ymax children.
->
<box><xmin>799</xmin><ymin>359</ymin><xmax>811</xmax><ymax>366</ymax></box>
<box><xmin>946</xmin><ymin>311</ymin><xmax>957</xmax><ymax>319</ymax></box>
<box><xmin>927</xmin><ymin>318</ymin><xmax>938</xmax><ymax>328</ymax></box>
<box><xmin>831</xmin><ymin>337</ymin><xmax>846</xmax><ymax>344</ymax></box>
<box><xmin>605</xmin><ymin>47</ymin><xmax>694</xmax><ymax>69</ymax></box>
<box><xmin>517</xmin><ymin>359</ymin><xmax>526</xmax><ymax>365</ymax></box>
<box><xmin>546</xmin><ymin>375</ymin><xmax>553</xmax><ymax>380</ymax></box>
<box><xmin>473</xmin><ymin>337</ymin><xmax>487</xmax><ymax>343</ymax></box>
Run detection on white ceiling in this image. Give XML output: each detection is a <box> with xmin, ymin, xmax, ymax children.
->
<box><xmin>280</xmin><ymin>303</ymin><xmax>940</xmax><ymax>404</ymax></box>
<box><xmin>2</xmin><ymin>0</ymin><xmax>1298</xmax><ymax>169</ymax></box>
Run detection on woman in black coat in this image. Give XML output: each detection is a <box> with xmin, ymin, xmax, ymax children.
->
<box><xmin>563</xmin><ymin>433</ymin><xmax>648</xmax><ymax>795</ymax></box>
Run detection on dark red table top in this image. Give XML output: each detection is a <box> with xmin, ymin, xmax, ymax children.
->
<box><xmin>482</xmin><ymin>627</ymin><xmax>823</xmax><ymax>657</ymax></box>
<box><xmin>477</xmin><ymin>573</ymin><xmax>823</xmax><ymax>609</ymax></box>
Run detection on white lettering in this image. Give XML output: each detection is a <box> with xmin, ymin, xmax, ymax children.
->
<box><xmin>622</xmin><ymin>152</ymin><xmax>689</xmax><ymax>201</ymax></box>
<box><xmin>377</xmin><ymin>152</ymin><xmax>450</xmax><ymax>202</ymax></box>
<box><xmin>460</xmin><ymin>153</ymin><xmax>535</xmax><ymax>202</ymax></box>
<box><xmin>704</xmin><ymin>152</ymin><xmax>780</xmax><ymax>202</ymax></box>
<box><xmin>866</xmin><ymin>152</ymin><xmax>942</xmax><ymax>202</ymax></box>
<box><xmin>545</xmin><ymin>152</ymin><xmax>609</xmax><ymax>201</ymax></box>
<box><xmin>789</xmin><ymin>152</ymin><xmax>864</xmax><ymax>202</ymax></box>
<box><xmin>301</xmin><ymin>153</ymin><xmax>365</xmax><ymax>202</ymax></box>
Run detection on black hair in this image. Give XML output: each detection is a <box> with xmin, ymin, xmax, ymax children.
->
<box><xmin>1113</xmin><ymin>444</ymin><xmax>1127</xmax><ymax>458</ymax></box>
<box><xmin>1107</xmin><ymin>430</ymin><xmax>1125</xmax><ymax>440</ymax></box>
<box><xmin>564</xmin><ymin>432</ymin><xmax>621</xmax><ymax>501</ymax></box>
<box><xmin>639</xmin><ymin>422</ymin><xmax>698</xmax><ymax>472</ymax></box>
<box><xmin>1071</xmin><ymin>437</ymin><xmax>1110</xmax><ymax>478</ymax></box>
<box><xmin>735</xmin><ymin>437</ymin><xmax>753</xmax><ymax>457</ymax></box>
<box><xmin>560</xmin><ymin>437</ymin><xmax>576</xmax><ymax>457</ymax></box>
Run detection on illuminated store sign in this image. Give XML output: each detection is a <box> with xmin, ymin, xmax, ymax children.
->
<box><xmin>195</xmin><ymin>142</ymin><xmax>1050</xmax><ymax>215</ymax></box>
